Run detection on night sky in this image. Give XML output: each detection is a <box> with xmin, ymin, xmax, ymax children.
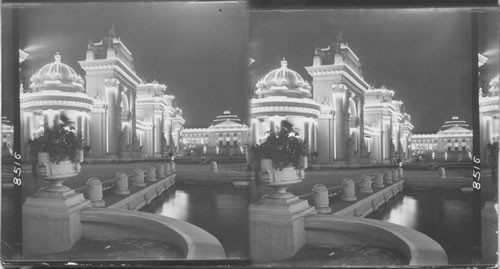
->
<box><xmin>3</xmin><ymin>5</ymin><xmax>498</xmax><ymax>133</ymax></box>
<box><xmin>249</xmin><ymin>8</ymin><xmax>497</xmax><ymax>132</ymax></box>
<box><xmin>10</xmin><ymin>2</ymin><xmax>248</xmax><ymax>128</ymax></box>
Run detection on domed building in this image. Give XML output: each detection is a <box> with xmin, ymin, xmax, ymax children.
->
<box><xmin>20</xmin><ymin>27</ymin><xmax>185</xmax><ymax>161</ymax></box>
<box><xmin>251</xmin><ymin>33</ymin><xmax>414</xmax><ymax>166</ymax></box>
<box><xmin>182</xmin><ymin>110</ymin><xmax>249</xmax><ymax>156</ymax></box>
<box><xmin>250</xmin><ymin>58</ymin><xmax>320</xmax><ymax>154</ymax></box>
<box><xmin>20</xmin><ymin>52</ymin><xmax>94</xmax><ymax>156</ymax></box>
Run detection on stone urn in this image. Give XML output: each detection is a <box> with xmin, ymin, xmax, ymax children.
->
<box><xmin>260</xmin><ymin>158</ymin><xmax>305</xmax><ymax>199</ymax></box>
<box><xmin>37</xmin><ymin>151</ymin><xmax>82</xmax><ymax>192</ymax></box>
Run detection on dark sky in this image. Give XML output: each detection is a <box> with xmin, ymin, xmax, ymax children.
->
<box><xmin>10</xmin><ymin>2</ymin><xmax>248</xmax><ymax>128</ymax></box>
<box><xmin>3</xmin><ymin>5</ymin><xmax>497</xmax><ymax>132</ymax></box>
<box><xmin>249</xmin><ymin>8</ymin><xmax>496</xmax><ymax>132</ymax></box>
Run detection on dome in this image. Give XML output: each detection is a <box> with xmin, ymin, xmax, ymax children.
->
<box><xmin>255</xmin><ymin>58</ymin><xmax>312</xmax><ymax>98</ymax></box>
<box><xmin>29</xmin><ymin>52</ymin><xmax>85</xmax><ymax>92</ymax></box>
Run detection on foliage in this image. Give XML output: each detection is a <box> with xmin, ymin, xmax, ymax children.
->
<box><xmin>29</xmin><ymin>113</ymin><xmax>85</xmax><ymax>164</ymax></box>
<box><xmin>251</xmin><ymin>120</ymin><xmax>308</xmax><ymax>170</ymax></box>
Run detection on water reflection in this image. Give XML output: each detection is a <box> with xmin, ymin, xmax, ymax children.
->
<box><xmin>369</xmin><ymin>188</ymin><xmax>474</xmax><ymax>264</ymax></box>
<box><xmin>143</xmin><ymin>184</ymin><xmax>250</xmax><ymax>259</ymax></box>
<box><xmin>382</xmin><ymin>196</ymin><xmax>419</xmax><ymax>228</ymax></box>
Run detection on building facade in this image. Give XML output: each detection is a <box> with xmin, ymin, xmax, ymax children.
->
<box><xmin>250</xmin><ymin>33</ymin><xmax>413</xmax><ymax>165</ymax></box>
<box><xmin>479</xmin><ymin>54</ymin><xmax>499</xmax><ymax>166</ymax></box>
<box><xmin>410</xmin><ymin>117</ymin><xmax>473</xmax><ymax>161</ymax></box>
<box><xmin>181</xmin><ymin>111</ymin><xmax>249</xmax><ymax>156</ymax></box>
<box><xmin>20</xmin><ymin>27</ymin><xmax>184</xmax><ymax>161</ymax></box>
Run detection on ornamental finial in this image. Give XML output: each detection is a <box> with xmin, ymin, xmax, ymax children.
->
<box><xmin>281</xmin><ymin>58</ymin><xmax>287</xmax><ymax>68</ymax></box>
<box><xmin>54</xmin><ymin>52</ymin><xmax>61</xmax><ymax>63</ymax></box>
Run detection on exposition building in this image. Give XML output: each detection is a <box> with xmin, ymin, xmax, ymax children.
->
<box><xmin>250</xmin><ymin>33</ymin><xmax>414</xmax><ymax>165</ymax></box>
<box><xmin>410</xmin><ymin>116</ymin><xmax>473</xmax><ymax>161</ymax></box>
<box><xmin>181</xmin><ymin>110</ymin><xmax>250</xmax><ymax>156</ymax></box>
<box><xmin>19</xmin><ymin>28</ymin><xmax>185</xmax><ymax>161</ymax></box>
<box><xmin>479</xmin><ymin>54</ymin><xmax>499</xmax><ymax>166</ymax></box>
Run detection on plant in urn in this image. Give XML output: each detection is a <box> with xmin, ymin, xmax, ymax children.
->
<box><xmin>251</xmin><ymin>120</ymin><xmax>308</xmax><ymax>199</ymax></box>
<box><xmin>29</xmin><ymin>113</ymin><xmax>85</xmax><ymax>192</ymax></box>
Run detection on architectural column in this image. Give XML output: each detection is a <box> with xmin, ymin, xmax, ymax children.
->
<box><xmin>359</xmin><ymin>97</ymin><xmax>365</xmax><ymax>154</ymax></box>
<box><xmin>104</xmin><ymin>78</ymin><xmax>119</xmax><ymax>155</ymax></box>
<box><xmin>333</xmin><ymin>85</ymin><xmax>347</xmax><ymax>161</ymax></box>
<box><xmin>154</xmin><ymin>110</ymin><xmax>162</xmax><ymax>157</ymax></box>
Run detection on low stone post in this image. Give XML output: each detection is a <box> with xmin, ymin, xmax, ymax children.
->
<box><xmin>392</xmin><ymin>169</ymin><xmax>399</xmax><ymax>182</ymax></box>
<box><xmin>133</xmin><ymin>169</ymin><xmax>146</xmax><ymax>187</ymax></box>
<box><xmin>164</xmin><ymin>162</ymin><xmax>171</xmax><ymax>175</ymax></box>
<box><xmin>341</xmin><ymin>179</ymin><xmax>357</xmax><ymax>201</ymax></box>
<box><xmin>86</xmin><ymin>177</ymin><xmax>105</xmax><ymax>207</ymax></box>
<box><xmin>114</xmin><ymin>172</ymin><xmax>130</xmax><ymax>195</ymax></box>
<box><xmin>171</xmin><ymin>161</ymin><xmax>176</xmax><ymax>173</ymax></box>
<box><xmin>156</xmin><ymin>163</ymin><xmax>166</xmax><ymax>179</ymax></box>
<box><xmin>383</xmin><ymin>169</ymin><xmax>393</xmax><ymax>184</ymax></box>
<box><xmin>439</xmin><ymin>167</ymin><xmax>446</xmax><ymax>179</ymax></box>
<box><xmin>398</xmin><ymin>167</ymin><xmax>405</xmax><ymax>179</ymax></box>
<box><xmin>147</xmin><ymin>166</ymin><xmax>157</xmax><ymax>182</ymax></box>
<box><xmin>312</xmin><ymin>184</ymin><xmax>331</xmax><ymax>214</ymax></box>
<box><xmin>210</xmin><ymin>161</ymin><xmax>218</xmax><ymax>173</ymax></box>
<box><xmin>374</xmin><ymin>172</ymin><xmax>385</xmax><ymax>188</ymax></box>
<box><xmin>360</xmin><ymin>175</ymin><xmax>373</xmax><ymax>193</ymax></box>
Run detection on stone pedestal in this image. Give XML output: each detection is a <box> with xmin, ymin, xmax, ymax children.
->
<box><xmin>398</xmin><ymin>167</ymin><xmax>404</xmax><ymax>179</ymax></box>
<box><xmin>156</xmin><ymin>163</ymin><xmax>166</xmax><ymax>179</ymax></box>
<box><xmin>341</xmin><ymin>179</ymin><xmax>357</xmax><ymax>201</ymax></box>
<box><xmin>249</xmin><ymin>196</ymin><xmax>315</xmax><ymax>262</ymax></box>
<box><xmin>481</xmin><ymin>201</ymin><xmax>498</xmax><ymax>264</ymax></box>
<box><xmin>438</xmin><ymin>167</ymin><xmax>446</xmax><ymax>179</ymax></box>
<box><xmin>391</xmin><ymin>169</ymin><xmax>399</xmax><ymax>182</ymax></box>
<box><xmin>360</xmin><ymin>175</ymin><xmax>373</xmax><ymax>193</ymax></box>
<box><xmin>210</xmin><ymin>161</ymin><xmax>218</xmax><ymax>173</ymax></box>
<box><xmin>164</xmin><ymin>162</ymin><xmax>171</xmax><ymax>175</ymax></box>
<box><xmin>22</xmin><ymin>190</ymin><xmax>91</xmax><ymax>256</ymax></box>
<box><xmin>133</xmin><ymin>169</ymin><xmax>146</xmax><ymax>187</ymax></box>
<box><xmin>383</xmin><ymin>170</ymin><xmax>393</xmax><ymax>184</ymax></box>
<box><xmin>374</xmin><ymin>172</ymin><xmax>384</xmax><ymax>188</ymax></box>
<box><xmin>312</xmin><ymin>184</ymin><xmax>331</xmax><ymax>214</ymax></box>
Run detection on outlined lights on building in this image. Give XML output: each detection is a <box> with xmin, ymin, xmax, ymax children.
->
<box><xmin>251</xmin><ymin>33</ymin><xmax>414</xmax><ymax>165</ymax></box>
<box><xmin>20</xmin><ymin>27</ymin><xmax>185</xmax><ymax>161</ymax></box>
<box><xmin>478</xmin><ymin>53</ymin><xmax>499</xmax><ymax>166</ymax></box>
<box><xmin>181</xmin><ymin>111</ymin><xmax>249</xmax><ymax>156</ymax></box>
<box><xmin>410</xmin><ymin>116</ymin><xmax>473</xmax><ymax>161</ymax></box>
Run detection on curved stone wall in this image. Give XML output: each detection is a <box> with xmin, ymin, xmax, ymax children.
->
<box><xmin>81</xmin><ymin>208</ymin><xmax>226</xmax><ymax>260</ymax></box>
<box><xmin>305</xmin><ymin>214</ymin><xmax>448</xmax><ymax>266</ymax></box>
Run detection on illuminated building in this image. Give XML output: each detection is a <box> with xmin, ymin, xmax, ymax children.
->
<box><xmin>364</xmin><ymin>87</ymin><xmax>414</xmax><ymax>163</ymax></box>
<box><xmin>20</xmin><ymin>27</ymin><xmax>184</xmax><ymax>161</ymax></box>
<box><xmin>2</xmin><ymin>117</ymin><xmax>14</xmax><ymax>157</ymax></box>
<box><xmin>251</xmin><ymin>33</ymin><xmax>413</xmax><ymax>165</ymax></box>
<box><xmin>136</xmin><ymin>82</ymin><xmax>184</xmax><ymax>158</ymax></box>
<box><xmin>20</xmin><ymin>52</ymin><xmax>94</xmax><ymax>158</ymax></box>
<box><xmin>410</xmin><ymin>116</ymin><xmax>472</xmax><ymax>161</ymax></box>
<box><xmin>479</xmin><ymin>54</ymin><xmax>499</xmax><ymax>166</ymax></box>
<box><xmin>250</xmin><ymin>58</ymin><xmax>320</xmax><ymax>156</ymax></box>
<box><xmin>182</xmin><ymin>110</ymin><xmax>249</xmax><ymax>156</ymax></box>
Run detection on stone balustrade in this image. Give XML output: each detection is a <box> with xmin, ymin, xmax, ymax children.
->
<box><xmin>392</xmin><ymin>169</ymin><xmax>399</xmax><ymax>182</ymax></box>
<box><xmin>312</xmin><ymin>184</ymin><xmax>331</xmax><ymax>214</ymax></box>
<box><xmin>114</xmin><ymin>172</ymin><xmax>130</xmax><ymax>195</ymax></box>
<box><xmin>360</xmin><ymin>175</ymin><xmax>373</xmax><ymax>194</ymax></box>
<box><xmin>86</xmin><ymin>177</ymin><xmax>105</xmax><ymax>207</ymax></box>
<box><xmin>147</xmin><ymin>166</ymin><xmax>157</xmax><ymax>182</ymax></box>
<box><xmin>439</xmin><ymin>167</ymin><xmax>446</xmax><ymax>179</ymax></box>
<box><xmin>133</xmin><ymin>169</ymin><xmax>146</xmax><ymax>187</ymax></box>
<box><xmin>383</xmin><ymin>169</ymin><xmax>393</xmax><ymax>185</ymax></box>
<box><xmin>374</xmin><ymin>172</ymin><xmax>385</xmax><ymax>188</ymax></box>
<box><xmin>164</xmin><ymin>162</ymin><xmax>171</xmax><ymax>175</ymax></box>
<box><xmin>210</xmin><ymin>161</ymin><xmax>218</xmax><ymax>173</ymax></box>
<box><xmin>341</xmin><ymin>179</ymin><xmax>357</xmax><ymax>201</ymax></box>
<box><xmin>156</xmin><ymin>163</ymin><xmax>166</xmax><ymax>179</ymax></box>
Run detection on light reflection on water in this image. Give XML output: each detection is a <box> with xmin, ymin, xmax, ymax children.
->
<box><xmin>382</xmin><ymin>196</ymin><xmax>419</xmax><ymax>228</ymax></box>
<box><xmin>369</xmin><ymin>188</ymin><xmax>474</xmax><ymax>264</ymax></box>
<box><xmin>145</xmin><ymin>184</ymin><xmax>250</xmax><ymax>259</ymax></box>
